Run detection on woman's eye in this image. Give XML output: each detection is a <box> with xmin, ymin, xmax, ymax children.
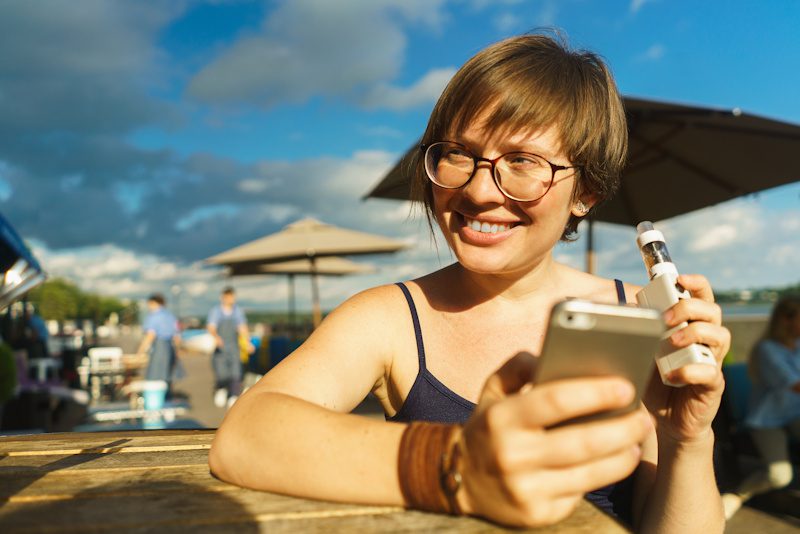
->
<box><xmin>507</xmin><ymin>154</ymin><xmax>543</xmax><ymax>167</ymax></box>
<box><xmin>444</xmin><ymin>149</ymin><xmax>472</xmax><ymax>161</ymax></box>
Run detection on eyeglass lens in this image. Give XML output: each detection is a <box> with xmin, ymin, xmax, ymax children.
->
<box><xmin>425</xmin><ymin>142</ymin><xmax>552</xmax><ymax>201</ymax></box>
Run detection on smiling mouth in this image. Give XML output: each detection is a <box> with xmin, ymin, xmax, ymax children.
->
<box><xmin>462</xmin><ymin>215</ymin><xmax>518</xmax><ymax>234</ymax></box>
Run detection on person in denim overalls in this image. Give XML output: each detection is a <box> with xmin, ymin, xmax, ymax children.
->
<box><xmin>137</xmin><ymin>293</ymin><xmax>182</xmax><ymax>395</ymax></box>
<box><xmin>207</xmin><ymin>287</ymin><xmax>253</xmax><ymax>408</ymax></box>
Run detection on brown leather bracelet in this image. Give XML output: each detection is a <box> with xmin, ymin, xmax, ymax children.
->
<box><xmin>398</xmin><ymin>422</ymin><xmax>463</xmax><ymax>515</ymax></box>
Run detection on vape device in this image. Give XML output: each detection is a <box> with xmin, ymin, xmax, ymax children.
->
<box><xmin>635</xmin><ymin>221</ymin><xmax>716</xmax><ymax>386</ymax></box>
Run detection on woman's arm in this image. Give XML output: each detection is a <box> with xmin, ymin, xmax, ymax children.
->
<box><xmin>136</xmin><ymin>330</ymin><xmax>155</xmax><ymax>355</ymax></box>
<box><xmin>208</xmin><ymin>285</ymin><xmax>409</xmax><ymax>504</ymax></box>
<box><xmin>210</xmin><ymin>286</ymin><xmax>650</xmax><ymax>527</ymax></box>
<box><xmin>635</xmin><ymin>274</ymin><xmax>729</xmax><ymax>533</ymax></box>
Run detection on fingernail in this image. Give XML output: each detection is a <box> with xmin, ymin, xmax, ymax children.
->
<box><xmin>663</xmin><ymin>309</ymin><xmax>674</xmax><ymax>324</ymax></box>
<box><xmin>631</xmin><ymin>445</ymin><xmax>642</xmax><ymax>458</ymax></box>
<box><xmin>671</xmin><ymin>330</ymin><xmax>684</xmax><ymax>344</ymax></box>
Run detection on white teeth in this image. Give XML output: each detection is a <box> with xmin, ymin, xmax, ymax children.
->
<box><xmin>465</xmin><ymin>217</ymin><xmax>512</xmax><ymax>234</ymax></box>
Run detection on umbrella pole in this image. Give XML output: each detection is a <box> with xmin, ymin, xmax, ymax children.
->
<box><xmin>586</xmin><ymin>218</ymin><xmax>596</xmax><ymax>274</ymax></box>
<box><xmin>288</xmin><ymin>273</ymin><xmax>296</xmax><ymax>339</ymax></box>
<box><xmin>310</xmin><ymin>257</ymin><xmax>321</xmax><ymax>329</ymax></box>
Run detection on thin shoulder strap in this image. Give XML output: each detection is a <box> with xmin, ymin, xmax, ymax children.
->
<box><xmin>395</xmin><ymin>282</ymin><xmax>427</xmax><ymax>371</ymax></box>
<box><xmin>614</xmin><ymin>278</ymin><xmax>627</xmax><ymax>305</ymax></box>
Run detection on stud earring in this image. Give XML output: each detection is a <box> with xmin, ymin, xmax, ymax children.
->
<box><xmin>575</xmin><ymin>200</ymin><xmax>589</xmax><ymax>215</ymax></box>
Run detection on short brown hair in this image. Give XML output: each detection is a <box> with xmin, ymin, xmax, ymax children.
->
<box><xmin>148</xmin><ymin>293</ymin><xmax>165</xmax><ymax>306</ymax></box>
<box><xmin>411</xmin><ymin>31</ymin><xmax>627</xmax><ymax>240</ymax></box>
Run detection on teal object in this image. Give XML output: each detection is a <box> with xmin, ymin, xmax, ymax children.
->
<box><xmin>722</xmin><ymin>362</ymin><xmax>751</xmax><ymax>424</ymax></box>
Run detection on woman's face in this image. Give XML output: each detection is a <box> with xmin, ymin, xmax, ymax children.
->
<box><xmin>432</xmin><ymin>120</ymin><xmax>586</xmax><ymax>275</ymax></box>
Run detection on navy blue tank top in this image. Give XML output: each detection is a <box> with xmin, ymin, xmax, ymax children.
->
<box><xmin>388</xmin><ymin>280</ymin><xmax>634</xmax><ymax>523</ymax></box>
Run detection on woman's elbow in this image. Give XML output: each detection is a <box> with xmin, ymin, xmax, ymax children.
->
<box><xmin>208</xmin><ymin>426</ymin><xmax>241</xmax><ymax>485</ymax></box>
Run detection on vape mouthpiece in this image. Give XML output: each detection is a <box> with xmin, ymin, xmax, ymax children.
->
<box><xmin>636</xmin><ymin>221</ymin><xmax>655</xmax><ymax>234</ymax></box>
<box><xmin>636</xmin><ymin>221</ymin><xmax>678</xmax><ymax>279</ymax></box>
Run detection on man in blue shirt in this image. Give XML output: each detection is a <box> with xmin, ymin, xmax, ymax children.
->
<box><xmin>137</xmin><ymin>294</ymin><xmax>182</xmax><ymax>394</ymax></box>
<box><xmin>207</xmin><ymin>286</ymin><xmax>253</xmax><ymax>408</ymax></box>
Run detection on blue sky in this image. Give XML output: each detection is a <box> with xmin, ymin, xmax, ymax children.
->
<box><xmin>1</xmin><ymin>0</ymin><xmax>799</xmax><ymax>315</ymax></box>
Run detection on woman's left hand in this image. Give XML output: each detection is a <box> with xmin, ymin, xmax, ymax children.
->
<box><xmin>642</xmin><ymin>274</ymin><xmax>731</xmax><ymax>444</ymax></box>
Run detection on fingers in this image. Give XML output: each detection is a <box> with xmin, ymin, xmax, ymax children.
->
<box><xmin>665</xmin><ymin>296</ymin><xmax>722</xmax><ymax>327</ymax></box>
<box><xmin>669</xmin><ymin>321</ymin><xmax>731</xmax><ymax>361</ymax></box>
<box><xmin>526</xmin><ymin>409</ymin><xmax>652</xmax><ymax>469</ymax></box>
<box><xmin>546</xmin><ymin>443</ymin><xmax>642</xmax><ymax>497</ymax></box>
<box><xmin>677</xmin><ymin>274</ymin><xmax>715</xmax><ymax>303</ymax></box>
<box><xmin>666</xmin><ymin>362</ymin><xmax>725</xmax><ymax>388</ymax></box>
<box><xmin>509</xmin><ymin>442</ymin><xmax>642</xmax><ymax>501</ymax></box>
<box><xmin>497</xmin><ymin>377</ymin><xmax>635</xmax><ymax>429</ymax></box>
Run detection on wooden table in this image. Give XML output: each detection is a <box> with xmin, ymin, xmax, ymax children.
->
<box><xmin>0</xmin><ymin>430</ymin><xmax>629</xmax><ymax>533</ymax></box>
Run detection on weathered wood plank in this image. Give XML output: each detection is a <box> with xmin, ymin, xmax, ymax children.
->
<box><xmin>1</xmin><ymin>490</ymin><xmax>624</xmax><ymax>534</ymax></box>
<box><xmin>0</xmin><ymin>448</ymin><xmax>209</xmax><ymax>472</ymax></box>
<box><xmin>0</xmin><ymin>430</ymin><xmax>630</xmax><ymax>533</ymax></box>
<box><xmin>725</xmin><ymin>506</ymin><xmax>800</xmax><ymax>534</ymax></box>
<box><xmin>0</xmin><ymin>430</ymin><xmax>214</xmax><ymax>455</ymax></box>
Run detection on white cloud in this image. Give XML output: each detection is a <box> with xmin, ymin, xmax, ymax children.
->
<box><xmin>630</xmin><ymin>0</ymin><xmax>656</xmax><ymax>13</ymax></box>
<box><xmin>187</xmin><ymin>0</ymin><xmax>448</xmax><ymax>109</ymax></box>
<box><xmin>635</xmin><ymin>44</ymin><xmax>665</xmax><ymax>62</ymax></box>
<box><xmin>362</xmin><ymin>67</ymin><xmax>456</xmax><ymax>111</ymax></box>
<box><xmin>237</xmin><ymin>178</ymin><xmax>272</xmax><ymax>193</ymax></box>
<box><xmin>493</xmin><ymin>12</ymin><xmax>520</xmax><ymax>33</ymax></box>
<box><xmin>688</xmin><ymin>224</ymin><xmax>739</xmax><ymax>252</ymax></box>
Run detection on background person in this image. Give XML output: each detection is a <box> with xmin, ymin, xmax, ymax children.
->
<box><xmin>136</xmin><ymin>293</ymin><xmax>182</xmax><ymax>395</ymax></box>
<box><xmin>209</xmin><ymin>32</ymin><xmax>729</xmax><ymax>531</ymax></box>
<box><xmin>722</xmin><ymin>295</ymin><xmax>800</xmax><ymax>518</ymax></box>
<box><xmin>207</xmin><ymin>286</ymin><xmax>253</xmax><ymax>408</ymax></box>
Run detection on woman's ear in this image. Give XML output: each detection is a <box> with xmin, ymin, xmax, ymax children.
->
<box><xmin>571</xmin><ymin>193</ymin><xmax>598</xmax><ymax>218</ymax></box>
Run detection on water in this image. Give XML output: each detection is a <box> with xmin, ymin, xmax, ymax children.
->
<box><xmin>720</xmin><ymin>303</ymin><xmax>772</xmax><ymax>318</ymax></box>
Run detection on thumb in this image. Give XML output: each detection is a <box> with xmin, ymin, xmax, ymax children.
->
<box><xmin>479</xmin><ymin>351</ymin><xmax>538</xmax><ymax>406</ymax></box>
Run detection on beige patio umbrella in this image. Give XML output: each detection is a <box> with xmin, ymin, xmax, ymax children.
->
<box><xmin>227</xmin><ymin>256</ymin><xmax>375</xmax><ymax>332</ymax></box>
<box><xmin>207</xmin><ymin>218</ymin><xmax>407</xmax><ymax>327</ymax></box>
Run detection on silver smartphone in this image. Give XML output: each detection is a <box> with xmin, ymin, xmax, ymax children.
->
<box><xmin>534</xmin><ymin>299</ymin><xmax>665</xmax><ymax>425</ymax></box>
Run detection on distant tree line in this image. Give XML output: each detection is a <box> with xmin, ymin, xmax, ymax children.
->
<box><xmin>715</xmin><ymin>281</ymin><xmax>800</xmax><ymax>304</ymax></box>
<box><xmin>26</xmin><ymin>278</ymin><xmax>139</xmax><ymax>325</ymax></box>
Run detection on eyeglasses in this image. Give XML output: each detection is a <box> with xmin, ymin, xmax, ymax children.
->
<box><xmin>421</xmin><ymin>141</ymin><xmax>580</xmax><ymax>202</ymax></box>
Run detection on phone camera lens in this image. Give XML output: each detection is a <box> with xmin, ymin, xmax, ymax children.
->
<box><xmin>566</xmin><ymin>314</ymin><xmax>574</xmax><ymax>322</ymax></box>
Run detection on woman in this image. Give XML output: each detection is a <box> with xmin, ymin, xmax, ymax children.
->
<box><xmin>209</xmin><ymin>33</ymin><xmax>729</xmax><ymax>531</ymax></box>
<box><xmin>722</xmin><ymin>296</ymin><xmax>800</xmax><ymax>518</ymax></box>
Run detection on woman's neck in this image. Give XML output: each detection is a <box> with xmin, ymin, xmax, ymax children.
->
<box><xmin>451</xmin><ymin>253</ymin><xmax>566</xmax><ymax>305</ymax></box>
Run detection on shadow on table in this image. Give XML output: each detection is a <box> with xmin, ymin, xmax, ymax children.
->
<box><xmin>0</xmin><ymin>479</ymin><xmax>259</xmax><ymax>532</ymax></box>
<box><xmin>0</xmin><ymin>438</ymin><xmax>133</xmax><ymax>506</ymax></box>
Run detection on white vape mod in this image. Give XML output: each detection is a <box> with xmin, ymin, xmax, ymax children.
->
<box><xmin>635</xmin><ymin>221</ymin><xmax>716</xmax><ymax>386</ymax></box>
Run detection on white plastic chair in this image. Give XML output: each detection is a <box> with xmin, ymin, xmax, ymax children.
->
<box><xmin>87</xmin><ymin>347</ymin><xmax>124</xmax><ymax>402</ymax></box>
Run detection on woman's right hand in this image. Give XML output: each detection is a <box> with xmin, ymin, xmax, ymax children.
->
<box><xmin>457</xmin><ymin>352</ymin><xmax>652</xmax><ymax>528</ymax></box>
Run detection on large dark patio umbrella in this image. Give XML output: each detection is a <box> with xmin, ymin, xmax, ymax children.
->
<box><xmin>227</xmin><ymin>256</ymin><xmax>374</xmax><ymax>333</ymax></box>
<box><xmin>364</xmin><ymin>97</ymin><xmax>800</xmax><ymax>272</ymax></box>
<box><xmin>206</xmin><ymin>218</ymin><xmax>407</xmax><ymax>327</ymax></box>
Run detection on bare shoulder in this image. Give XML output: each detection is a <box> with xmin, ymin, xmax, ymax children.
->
<box><xmin>253</xmin><ymin>283</ymin><xmax>412</xmax><ymax>412</ymax></box>
<box><xmin>310</xmin><ymin>283</ymin><xmax>410</xmax><ymax>345</ymax></box>
<box><xmin>322</xmin><ymin>283</ymin><xmax>409</xmax><ymax>326</ymax></box>
<box><xmin>555</xmin><ymin>263</ymin><xmax>642</xmax><ymax>304</ymax></box>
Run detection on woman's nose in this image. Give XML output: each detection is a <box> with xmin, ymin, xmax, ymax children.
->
<box><xmin>462</xmin><ymin>164</ymin><xmax>506</xmax><ymax>204</ymax></box>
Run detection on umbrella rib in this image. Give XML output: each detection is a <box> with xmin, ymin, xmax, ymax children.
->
<box><xmin>627</xmin><ymin>124</ymin><xmax>685</xmax><ymax>164</ymax></box>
